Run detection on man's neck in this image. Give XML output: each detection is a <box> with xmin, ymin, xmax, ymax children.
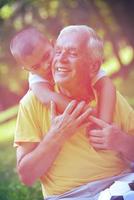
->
<box><xmin>41</xmin><ymin>71</ymin><xmax>54</xmax><ymax>85</ymax></box>
<box><xmin>59</xmin><ymin>84</ymin><xmax>94</xmax><ymax>103</ymax></box>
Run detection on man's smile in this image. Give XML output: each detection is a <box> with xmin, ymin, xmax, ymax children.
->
<box><xmin>55</xmin><ymin>66</ymin><xmax>71</xmax><ymax>73</ymax></box>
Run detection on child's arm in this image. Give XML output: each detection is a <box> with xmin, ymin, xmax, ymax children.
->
<box><xmin>31</xmin><ymin>82</ymin><xmax>71</xmax><ymax>113</ymax></box>
<box><xmin>94</xmin><ymin>76</ymin><xmax>116</xmax><ymax>124</ymax></box>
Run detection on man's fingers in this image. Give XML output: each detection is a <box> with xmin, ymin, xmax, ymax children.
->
<box><xmin>64</xmin><ymin>100</ymin><xmax>77</xmax><ymax>115</ymax></box>
<box><xmin>71</xmin><ymin>101</ymin><xmax>86</xmax><ymax>118</ymax></box>
<box><xmin>50</xmin><ymin>101</ymin><xmax>57</xmax><ymax>121</ymax></box>
<box><xmin>89</xmin><ymin>116</ymin><xmax>109</xmax><ymax>129</ymax></box>
<box><xmin>76</xmin><ymin>107</ymin><xmax>92</xmax><ymax>125</ymax></box>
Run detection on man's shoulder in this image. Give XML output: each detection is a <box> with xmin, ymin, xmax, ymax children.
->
<box><xmin>116</xmin><ymin>91</ymin><xmax>133</xmax><ymax>112</ymax></box>
<box><xmin>114</xmin><ymin>91</ymin><xmax>134</xmax><ymax>130</ymax></box>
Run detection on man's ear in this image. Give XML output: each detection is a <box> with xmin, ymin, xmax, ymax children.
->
<box><xmin>50</xmin><ymin>38</ymin><xmax>55</xmax><ymax>47</ymax></box>
<box><xmin>89</xmin><ymin>61</ymin><xmax>101</xmax><ymax>79</ymax></box>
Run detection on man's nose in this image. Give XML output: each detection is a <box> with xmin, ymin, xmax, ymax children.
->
<box><xmin>58</xmin><ymin>51</ymin><xmax>68</xmax><ymax>63</ymax></box>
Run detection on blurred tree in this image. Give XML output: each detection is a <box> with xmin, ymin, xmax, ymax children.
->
<box><xmin>0</xmin><ymin>0</ymin><xmax>134</xmax><ymax>110</ymax></box>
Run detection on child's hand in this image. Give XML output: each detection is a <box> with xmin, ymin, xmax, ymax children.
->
<box><xmin>88</xmin><ymin>115</ymin><xmax>125</xmax><ymax>152</ymax></box>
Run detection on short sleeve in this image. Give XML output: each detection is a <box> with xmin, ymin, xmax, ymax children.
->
<box><xmin>91</xmin><ymin>69</ymin><xmax>106</xmax><ymax>86</ymax></box>
<box><xmin>28</xmin><ymin>73</ymin><xmax>49</xmax><ymax>88</ymax></box>
<box><xmin>114</xmin><ymin>92</ymin><xmax>134</xmax><ymax>135</ymax></box>
<box><xmin>14</xmin><ymin>91</ymin><xmax>44</xmax><ymax>147</ymax></box>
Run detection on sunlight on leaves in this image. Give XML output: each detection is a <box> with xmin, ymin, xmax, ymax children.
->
<box><xmin>9</xmin><ymin>79</ymin><xmax>22</xmax><ymax>93</ymax></box>
<box><xmin>0</xmin><ymin>105</ymin><xmax>18</xmax><ymax>124</ymax></box>
<box><xmin>0</xmin><ymin>119</ymin><xmax>16</xmax><ymax>141</ymax></box>
<box><xmin>98</xmin><ymin>29</ymin><xmax>105</xmax><ymax>38</ymax></box>
<box><xmin>49</xmin><ymin>0</ymin><xmax>59</xmax><ymax>9</ymax></box>
<box><xmin>119</xmin><ymin>46</ymin><xmax>134</xmax><ymax>65</ymax></box>
<box><xmin>104</xmin><ymin>41</ymin><xmax>113</xmax><ymax>57</ymax></box>
<box><xmin>102</xmin><ymin>57</ymin><xmax>120</xmax><ymax>75</ymax></box>
<box><xmin>0</xmin><ymin>63</ymin><xmax>8</xmax><ymax>74</ymax></box>
<box><xmin>13</xmin><ymin>17</ymin><xmax>23</xmax><ymax>30</ymax></box>
<box><xmin>0</xmin><ymin>4</ymin><xmax>13</xmax><ymax>19</ymax></box>
<box><xmin>49</xmin><ymin>0</ymin><xmax>59</xmax><ymax>17</ymax></box>
<box><xmin>24</xmin><ymin>11</ymin><xmax>33</xmax><ymax>24</ymax></box>
<box><xmin>39</xmin><ymin>8</ymin><xmax>48</xmax><ymax>19</ymax></box>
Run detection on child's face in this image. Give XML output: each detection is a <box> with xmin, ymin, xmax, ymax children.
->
<box><xmin>19</xmin><ymin>41</ymin><xmax>54</xmax><ymax>77</ymax></box>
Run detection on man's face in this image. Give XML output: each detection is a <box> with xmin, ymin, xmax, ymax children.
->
<box><xmin>52</xmin><ymin>31</ymin><xmax>91</xmax><ymax>89</ymax></box>
<box><xmin>19</xmin><ymin>40</ymin><xmax>54</xmax><ymax>77</ymax></box>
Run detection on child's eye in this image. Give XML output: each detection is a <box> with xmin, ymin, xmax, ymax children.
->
<box><xmin>31</xmin><ymin>64</ymin><xmax>40</xmax><ymax>70</ymax></box>
<box><xmin>43</xmin><ymin>51</ymin><xmax>50</xmax><ymax>61</ymax></box>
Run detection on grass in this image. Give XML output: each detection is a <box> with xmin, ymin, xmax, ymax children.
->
<box><xmin>0</xmin><ymin>105</ymin><xmax>18</xmax><ymax>124</ymax></box>
<box><xmin>0</xmin><ymin>112</ymin><xmax>43</xmax><ymax>200</ymax></box>
<box><xmin>0</xmin><ymin>119</ymin><xmax>16</xmax><ymax>142</ymax></box>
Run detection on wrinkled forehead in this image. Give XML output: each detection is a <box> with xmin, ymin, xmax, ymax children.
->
<box><xmin>56</xmin><ymin>31</ymin><xmax>89</xmax><ymax>49</ymax></box>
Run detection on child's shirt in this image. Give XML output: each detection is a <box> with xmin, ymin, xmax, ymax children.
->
<box><xmin>29</xmin><ymin>69</ymin><xmax>106</xmax><ymax>88</ymax></box>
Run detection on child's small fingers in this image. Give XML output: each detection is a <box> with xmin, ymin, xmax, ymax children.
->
<box><xmin>89</xmin><ymin>116</ymin><xmax>108</xmax><ymax>128</ymax></box>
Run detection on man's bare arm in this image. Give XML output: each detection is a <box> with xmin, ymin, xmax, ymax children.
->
<box><xmin>17</xmin><ymin>131</ymin><xmax>63</xmax><ymax>186</ymax></box>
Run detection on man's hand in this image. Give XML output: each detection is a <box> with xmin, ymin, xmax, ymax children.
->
<box><xmin>49</xmin><ymin>100</ymin><xmax>92</xmax><ymax>141</ymax></box>
<box><xmin>88</xmin><ymin>116</ymin><xmax>126</xmax><ymax>152</ymax></box>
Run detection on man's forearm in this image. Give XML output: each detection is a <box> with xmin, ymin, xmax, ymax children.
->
<box><xmin>119</xmin><ymin>131</ymin><xmax>134</xmax><ymax>162</ymax></box>
<box><xmin>18</xmin><ymin>129</ymin><xmax>65</xmax><ymax>186</ymax></box>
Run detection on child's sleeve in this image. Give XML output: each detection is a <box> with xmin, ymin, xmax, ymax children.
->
<box><xmin>29</xmin><ymin>73</ymin><xmax>49</xmax><ymax>88</ymax></box>
<box><xmin>91</xmin><ymin>69</ymin><xmax>106</xmax><ymax>86</ymax></box>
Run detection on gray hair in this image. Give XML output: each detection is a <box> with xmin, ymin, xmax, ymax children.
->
<box><xmin>58</xmin><ymin>25</ymin><xmax>103</xmax><ymax>62</ymax></box>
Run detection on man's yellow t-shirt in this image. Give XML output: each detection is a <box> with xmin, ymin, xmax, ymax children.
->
<box><xmin>14</xmin><ymin>91</ymin><xmax>134</xmax><ymax>198</ymax></box>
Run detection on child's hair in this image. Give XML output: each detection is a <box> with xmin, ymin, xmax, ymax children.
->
<box><xmin>10</xmin><ymin>27</ymin><xmax>48</xmax><ymax>64</ymax></box>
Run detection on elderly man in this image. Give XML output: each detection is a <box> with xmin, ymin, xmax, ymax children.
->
<box><xmin>14</xmin><ymin>25</ymin><xmax>134</xmax><ymax>200</ymax></box>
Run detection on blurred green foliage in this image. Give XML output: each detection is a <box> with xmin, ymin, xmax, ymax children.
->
<box><xmin>0</xmin><ymin>105</ymin><xmax>18</xmax><ymax>124</ymax></box>
<box><xmin>0</xmin><ymin>140</ymin><xmax>42</xmax><ymax>200</ymax></box>
<box><xmin>0</xmin><ymin>108</ymin><xmax>43</xmax><ymax>200</ymax></box>
<box><xmin>0</xmin><ymin>119</ymin><xmax>16</xmax><ymax>141</ymax></box>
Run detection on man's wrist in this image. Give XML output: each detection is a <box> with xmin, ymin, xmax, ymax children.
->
<box><xmin>43</xmin><ymin>129</ymin><xmax>66</xmax><ymax>148</ymax></box>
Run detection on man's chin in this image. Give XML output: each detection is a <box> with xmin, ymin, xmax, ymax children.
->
<box><xmin>54</xmin><ymin>76</ymin><xmax>70</xmax><ymax>84</ymax></box>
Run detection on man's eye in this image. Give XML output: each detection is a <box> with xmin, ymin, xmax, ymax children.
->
<box><xmin>69</xmin><ymin>51</ymin><xmax>77</xmax><ymax>56</ymax></box>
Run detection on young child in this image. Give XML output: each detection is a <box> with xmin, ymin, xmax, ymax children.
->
<box><xmin>10</xmin><ymin>27</ymin><xmax>116</xmax><ymax>123</ymax></box>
